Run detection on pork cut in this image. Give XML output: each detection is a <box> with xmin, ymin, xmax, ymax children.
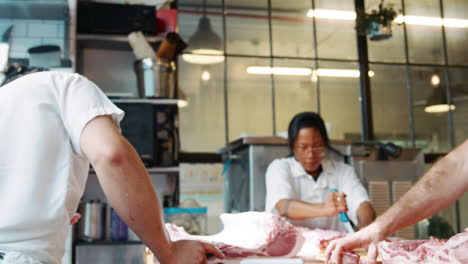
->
<box><xmin>296</xmin><ymin>228</ymin><xmax>360</xmax><ymax>264</ymax></box>
<box><xmin>378</xmin><ymin>230</ymin><xmax>468</xmax><ymax>264</ymax></box>
<box><xmin>165</xmin><ymin>212</ymin><xmax>304</xmax><ymax>262</ymax></box>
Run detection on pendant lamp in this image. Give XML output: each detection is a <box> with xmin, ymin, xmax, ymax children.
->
<box><xmin>424</xmin><ymin>86</ymin><xmax>455</xmax><ymax>113</ymax></box>
<box><xmin>182</xmin><ymin>1</ymin><xmax>224</xmax><ymax>64</ymax></box>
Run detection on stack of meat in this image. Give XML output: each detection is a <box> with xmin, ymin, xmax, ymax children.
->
<box><xmin>378</xmin><ymin>229</ymin><xmax>468</xmax><ymax>264</ymax></box>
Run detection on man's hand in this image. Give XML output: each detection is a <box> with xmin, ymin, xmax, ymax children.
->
<box><xmin>322</xmin><ymin>192</ymin><xmax>347</xmax><ymax>217</ymax></box>
<box><xmin>325</xmin><ymin>224</ymin><xmax>385</xmax><ymax>264</ymax></box>
<box><xmin>70</xmin><ymin>213</ymin><xmax>81</xmax><ymax>225</ymax></box>
<box><xmin>159</xmin><ymin>240</ymin><xmax>225</xmax><ymax>264</ymax></box>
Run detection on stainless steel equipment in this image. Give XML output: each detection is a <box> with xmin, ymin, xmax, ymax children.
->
<box><xmin>219</xmin><ymin>137</ymin><xmax>425</xmax><ymax>238</ymax></box>
<box><xmin>218</xmin><ymin>136</ymin><xmax>289</xmax><ymax>213</ymax></box>
<box><xmin>134</xmin><ymin>58</ymin><xmax>176</xmax><ymax>98</ymax></box>
<box><xmin>77</xmin><ymin>200</ymin><xmax>106</xmax><ymax>241</ymax></box>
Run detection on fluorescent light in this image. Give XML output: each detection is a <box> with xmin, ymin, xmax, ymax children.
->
<box><xmin>246</xmin><ymin>66</ymin><xmax>312</xmax><ymax>76</ymax></box>
<box><xmin>404</xmin><ymin>16</ymin><xmax>443</xmax><ymax>27</ymax></box>
<box><xmin>443</xmin><ymin>18</ymin><xmax>468</xmax><ymax>28</ymax></box>
<box><xmin>182</xmin><ymin>49</ymin><xmax>224</xmax><ymax>64</ymax></box>
<box><xmin>316</xmin><ymin>69</ymin><xmax>360</xmax><ymax>78</ymax></box>
<box><xmin>246</xmin><ymin>66</ymin><xmax>375</xmax><ymax>78</ymax></box>
<box><xmin>400</xmin><ymin>16</ymin><xmax>468</xmax><ymax>28</ymax></box>
<box><xmin>424</xmin><ymin>104</ymin><xmax>455</xmax><ymax>113</ymax></box>
<box><xmin>305</xmin><ymin>9</ymin><xmax>468</xmax><ymax>28</ymax></box>
<box><xmin>307</xmin><ymin>9</ymin><xmax>356</xmax><ymax>20</ymax></box>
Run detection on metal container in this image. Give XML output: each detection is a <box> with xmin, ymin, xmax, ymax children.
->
<box><xmin>134</xmin><ymin>58</ymin><xmax>175</xmax><ymax>98</ymax></box>
<box><xmin>77</xmin><ymin>200</ymin><xmax>105</xmax><ymax>241</ymax></box>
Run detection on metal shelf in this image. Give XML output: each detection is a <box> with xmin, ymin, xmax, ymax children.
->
<box><xmin>77</xmin><ymin>34</ymin><xmax>164</xmax><ymax>43</ymax></box>
<box><xmin>77</xmin><ymin>34</ymin><xmax>163</xmax><ymax>50</ymax></box>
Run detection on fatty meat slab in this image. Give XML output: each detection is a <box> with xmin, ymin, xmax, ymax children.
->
<box><xmin>165</xmin><ymin>212</ymin><xmax>305</xmax><ymax>262</ymax></box>
<box><xmin>378</xmin><ymin>230</ymin><xmax>468</xmax><ymax>264</ymax></box>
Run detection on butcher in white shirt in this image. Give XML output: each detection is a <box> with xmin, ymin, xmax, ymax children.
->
<box><xmin>265</xmin><ymin>112</ymin><xmax>375</xmax><ymax>232</ymax></box>
<box><xmin>0</xmin><ymin>65</ymin><xmax>223</xmax><ymax>264</ymax></box>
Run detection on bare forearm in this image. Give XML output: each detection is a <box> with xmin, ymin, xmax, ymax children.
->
<box><xmin>276</xmin><ymin>199</ymin><xmax>326</xmax><ymax>220</ymax></box>
<box><xmin>375</xmin><ymin>142</ymin><xmax>468</xmax><ymax>237</ymax></box>
<box><xmin>356</xmin><ymin>202</ymin><xmax>375</xmax><ymax>230</ymax></box>
<box><xmin>92</xmin><ymin>138</ymin><xmax>172</xmax><ymax>262</ymax></box>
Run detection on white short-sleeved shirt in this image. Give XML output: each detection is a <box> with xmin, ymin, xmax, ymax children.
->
<box><xmin>265</xmin><ymin>157</ymin><xmax>370</xmax><ymax>232</ymax></box>
<box><xmin>0</xmin><ymin>71</ymin><xmax>124</xmax><ymax>263</ymax></box>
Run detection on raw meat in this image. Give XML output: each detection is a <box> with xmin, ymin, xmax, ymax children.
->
<box><xmin>378</xmin><ymin>230</ymin><xmax>468</xmax><ymax>264</ymax></box>
<box><xmin>296</xmin><ymin>227</ymin><xmax>359</xmax><ymax>264</ymax></box>
<box><xmin>165</xmin><ymin>212</ymin><xmax>304</xmax><ymax>262</ymax></box>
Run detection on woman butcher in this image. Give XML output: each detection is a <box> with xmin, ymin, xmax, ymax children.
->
<box><xmin>265</xmin><ymin>112</ymin><xmax>376</xmax><ymax>232</ymax></box>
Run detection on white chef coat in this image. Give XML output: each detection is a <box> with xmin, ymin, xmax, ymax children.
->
<box><xmin>0</xmin><ymin>71</ymin><xmax>124</xmax><ymax>264</ymax></box>
<box><xmin>265</xmin><ymin>157</ymin><xmax>370</xmax><ymax>232</ymax></box>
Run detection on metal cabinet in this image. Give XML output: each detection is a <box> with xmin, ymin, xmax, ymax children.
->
<box><xmin>218</xmin><ymin>136</ymin><xmax>289</xmax><ymax>213</ymax></box>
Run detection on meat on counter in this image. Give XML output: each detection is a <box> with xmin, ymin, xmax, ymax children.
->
<box><xmin>378</xmin><ymin>229</ymin><xmax>468</xmax><ymax>264</ymax></box>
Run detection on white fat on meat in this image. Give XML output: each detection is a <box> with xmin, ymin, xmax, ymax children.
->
<box><xmin>165</xmin><ymin>211</ymin><xmax>305</xmax><ymax>261</ymax></box>
<box><xmin>378</xmin><ymin>230</ymin><xmax>468</xmax><ymax>264</ymax></box>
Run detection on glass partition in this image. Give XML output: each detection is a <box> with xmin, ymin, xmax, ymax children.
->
<box><xmin>370</xmin><ymin>64</ymin><xmax>411</xmax><ymax>145</ymax></box>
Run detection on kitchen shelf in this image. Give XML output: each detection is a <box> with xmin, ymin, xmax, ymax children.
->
<box><xmin>77</xmin><ymin>34</ymin><xmax>163</xmax><ymax>51</ymax></box>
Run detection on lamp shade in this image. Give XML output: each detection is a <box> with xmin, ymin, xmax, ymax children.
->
<box><xmin>424</xmin><ymin>86</ymin><xmax>455</xmax><ymax>113</ymax></box>
<box><xmin>182</xmin><ymin>16</ymin><xmax>224</xmax><ymax>64</ymax></box>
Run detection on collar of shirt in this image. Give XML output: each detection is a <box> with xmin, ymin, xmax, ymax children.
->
<box><xmin>289</xmin><ymin>157</ymin><xmax>338</xmax><ymax>186</ymax></box>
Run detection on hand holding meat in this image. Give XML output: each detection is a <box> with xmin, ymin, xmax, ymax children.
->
<box><xmin>325</xmin><ymin>223</ymin><xmax>384</xmax><ymax>264</ymax></box>
<box><xmin>158</xmin><ymin>240</ymin><xmax>224</xmax><ymax>264</ymax></box>
<box><xmin>322</xmin><ymin>192</ymin><xmax>347</xmax><ymax>217</ymax></box>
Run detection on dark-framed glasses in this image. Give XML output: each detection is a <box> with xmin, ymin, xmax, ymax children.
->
<box><xmin>294</xmin><ymin>145</ymin><xmax>327</xmax><ymax>156</ymax></box>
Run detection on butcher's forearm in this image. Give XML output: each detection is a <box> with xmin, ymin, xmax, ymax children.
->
<box><xmin>356</xmin><ymin>202</ymin><xmax>375</xmax><ymax>230</ymax></box>
<box><xmin>375</xmin><ymin>143</ymin><xmax>468</xmax><ymax>237</ymax></box>
<box><xmin>92</xmin><ymin>139</ymin><xmax>173</xmax><ymax>262</ymax></box>
<box><xmin>276</xmin><ymin>199</ymin><xmax>327</xmax><ymax>220</ymax></box>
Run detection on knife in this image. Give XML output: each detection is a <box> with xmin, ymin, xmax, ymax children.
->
<box><xmin>329</xmin><ymin>188</ymin><xmax>355</xmax><ymax>233</ymax></box>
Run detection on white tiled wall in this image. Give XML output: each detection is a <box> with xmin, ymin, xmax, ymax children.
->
<box><xmin>0</xmin><ymin>18</ymin><xmax>65</xmax><ymax>59</ymax></box>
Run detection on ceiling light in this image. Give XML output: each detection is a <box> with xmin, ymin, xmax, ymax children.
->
<box><xmin>246</xmin><ymin>67</ymin><xmax>375</xmax><ymax>78</ymax></box>
<box><xmin>307</xmin><ymin>9</ymin><xmax>356</xmax><ymax>20</ymax></box>
<box><xmin>305</xmin><ymin>9</ymin><xmax>468</xmax><ymax>28</ymax></box>
<box><xmin>201</xmin><ymin>70</ymin><xmax>211</xmax><ymax>81</ymax></box>
<box><xmin>246</xmin><ymin>66</ymin><xmax>312</xmax><ymax>76</ymax></box>
<box><xmin>424</xmin><ymin>104</ymin><xmax>455</xmax><ymax>113</ymax></box>
<box><xmin>182</xmin><ymin>15</ymin><xmax>224</xmax><ymax>64</ymax></box>
<box><xmin>182</xmin><ymin>49</ymin><xmax>224</xmax><ymax>64</ymax></box>
<box><xmin>424</xmin><ymin>86</ymin><xmax>455</xmax><ymax>113</ymax></box>
<box><xmin>316</xmin><ymin>69</ymin><xmax>360</xmax><ymax>78</ymax></box>
<box><xmin>431</xmin><ymin>74</ymin><xmax>440</xmax><ymax>86</ymax></box>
